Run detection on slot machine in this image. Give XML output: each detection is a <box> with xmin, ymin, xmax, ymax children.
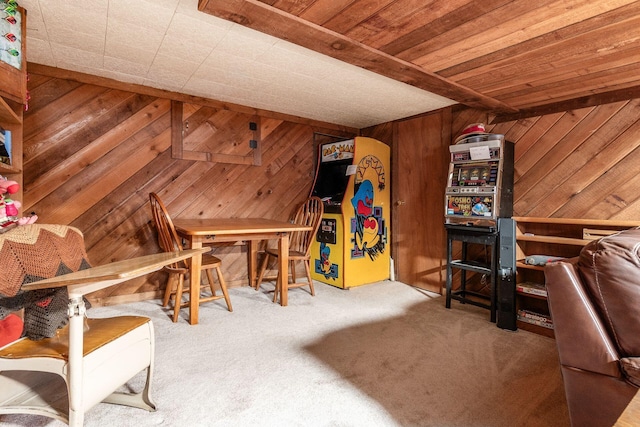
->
<box><xmin>444</xmin><ymin>132</ymin><xmax>517</xmax><ymax>330</ymax></box>
<box><xmin>309</xmin><ymin>137</ymin><xmax>391</xmax><ymax>289</ymax></box>
<box><xmin>445</xmin><ymin>134</ymin><xmax>513</xmax><ymax>229</ymax></box>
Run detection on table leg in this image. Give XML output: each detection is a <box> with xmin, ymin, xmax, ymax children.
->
<box><xmin>278</xmin><ymin>233</ymin><xmax>289</xmax><ymax>306</ymax></box>
<box><xmin>188</xmin><ymin>237</ymin><xmax>202</xmax><ymax>325</ymax></box>
<box><xmin>247</xmin><ymin>240</ymin><xmax>258</xmax><ymax>287</ymax></box>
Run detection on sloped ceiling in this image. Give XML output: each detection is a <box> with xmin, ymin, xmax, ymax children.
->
<box><xmin>18</xmin><ymin>0</ymin><xmax>640</xmax><ymax>128</ymax></box>
<box><xmin>19</xmin><ymin>0</ymin><xmax>456</xmax><ymax>128</ymax></box>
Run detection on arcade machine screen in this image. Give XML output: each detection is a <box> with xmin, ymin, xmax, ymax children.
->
<box><xmin>311</xmin><ymin>159</ymin><xmax>351</xmax><ymax>213</ymax></box>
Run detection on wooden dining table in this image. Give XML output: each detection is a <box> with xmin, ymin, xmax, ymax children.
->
<box><xmin>172</xmin><ymin>218</ymin><xmax>313</xmax><ymax>325</ymax></box>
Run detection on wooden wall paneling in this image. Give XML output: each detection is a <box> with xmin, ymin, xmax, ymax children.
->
<box><xmin>512</xmin><ymin>107</ymin><xmax>593</xmax><ymax>190</ymax></box>
<box><xmin>178</xmin><ymin>104</ymin><xmax>261</xmax><ymax>165</ymax></box>
<box><xmin>25</xmin><ymin>63</ymin><xmax>640</xmax><ymax>304</ymax></box>
<box><xmin>547</xmin><ymin>117</ymin><xmax>640</xmax><ymax>219</ymax></box>
<box><xmin>514</xmin><ymin>101</ymin><xmax>631</xmax><ymax>216</ymax></box>
<box><xmin>22</xmin><ymin>83</ymin><xmax>112</xmax><ymax>151</ymax></box>
<box><xmin>360</xmin><ymin>121</ymin><xmax>394</xmax><ymax>146</ymax></box>
<box><xmin>450</xmin><ymin>107</ymin><xmax>488</xmax><ymax>138</ymax></box>
<box><xmin>26</xmin><ymin>99</ymin><xmax>172</xmax><ymax>224</ymax></box>
<box><xmin>553</xmin><ymin>150</ymin><xmax>640</xmax><ymax>220</ymax></box>
<box><xmin>521</xmin><ymin>100</ymin><xmax>640</xmax><ymax>217</ymax></box>
<box><xmin>22</xmin><ymin>84</ymin><xmax>112</xmax><ymax>176</ymax></box>
<box><xmin>570</xmin><ymin>146</ymin><xmax>640</xmax><ymax>220</ymax></box>
<box><xmin>76</xmin><ymin>150</ymin><xmax>188</xmax><ymax>250</ymax></box>
<box><xmin>78</xmin><ymin>155</ymin><xmax>198</xmax><ymax>267</ymax></box>
<box><xmin>24</xmin><ymin>92</ymin><xmax>161</xmax><ymax>205</ymax></box>
<box><xmin>24</xmin><ymin>75</ymin><xmax>82</xmax><ymax>113</ymax></box>
<box><xmin>488</xmin><ymin>117</ymin><xmax>534</xmax><ymax>142</ymax></box>
<box><xmin>510</xmin><ymin>113</ymin><xmax>562</xmax><ymax>164</ymax></box>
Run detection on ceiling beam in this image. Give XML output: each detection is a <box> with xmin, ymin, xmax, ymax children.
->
<box><xmin>491</xmin><ymin>85</ymin><xmax>640</xmax><ymax>123</ymax></box>
<box><xmin>197</xmin><ymin>0</ymin><xmax>518</xmax><ymax>115</ymax></box>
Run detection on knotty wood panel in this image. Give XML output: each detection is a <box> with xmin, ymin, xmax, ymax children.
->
<box><xmin>22</xmin><ymin>72</ymin><xmax>354</xmax><ymax>306</ymax></box>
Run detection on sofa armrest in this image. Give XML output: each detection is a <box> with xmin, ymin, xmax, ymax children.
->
<box><xmin>545</xmin><ymin>261</ymin><xmax>622</xmax><ymax>378</ymax></box>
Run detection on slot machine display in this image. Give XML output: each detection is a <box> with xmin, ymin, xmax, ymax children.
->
<box><xmin>310</xmin><ymin>137</ymin><xmax>390</xmax><ymax>289</ymax></box>
<box><xmin>445</xmin><ymin>134</ymin><xmax>514</xmax><ymax>229</ymax></box>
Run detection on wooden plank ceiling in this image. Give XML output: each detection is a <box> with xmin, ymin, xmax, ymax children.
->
<box><xmin>199</xmin><ymin>0</ymin><xmax>640</xmax><ymax>120</ymax></box>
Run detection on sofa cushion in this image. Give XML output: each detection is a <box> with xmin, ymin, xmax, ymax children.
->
<box><xmin>578</xmin><ymin>227</ymin><xmax>640</xmax><ymax>358</ymax></box>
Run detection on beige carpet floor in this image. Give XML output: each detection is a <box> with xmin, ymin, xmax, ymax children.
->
<box><xmin>0</xmin><ymin>280</ymin><xmax>570</xmax><ymax>427</ymax></box>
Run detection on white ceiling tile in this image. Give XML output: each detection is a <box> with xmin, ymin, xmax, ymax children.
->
<box><xmin>166</xmin><ymin>7</ymin><xmax>231</xmax><ymax>46</ymax></box>
<box><xmin>108</xmin><ymin>0</ymin><xmax>175</xmax><ymax>31</ymax></box>
<box><xmin>21</xmin><ymin>0</ymin><xmax>456</xmax><ymax>128</ymax></box>
<box><xmin>105</xmin><ymin>20</ymin><xmax>164</xmax><ymax>61</ymax></box>
<box><xmin>45</xmin><ymin>26</ymin><xmax>105</xmax><ymax>55</ymax></box>
<box><xmin>49</xmin><ymin>42</ymin><xmax>104</xmax><ymax>69</ymax></box>
<box><xmin>104</xmin><ymin>55</ymin><xmax>150</xmax><ymax>76</ymax></box>
<box><xmin>24</xmin><ymin>38</ymin><xmax>54</xmax><ymax>65</ymax></box>
<box><xmin>39</xmin><ymin>1</ymin><xmax>108</xmax><ymax>38</ymax></box>
<box><xmin>156</xmin><ymin>35</ymin><xmax>213</xmax><ymax>65</ymax></box>
<box><xmin>147</xmin><ymin>54</ymin><xmax>199</xmax><ymax>87</ymax></box>
<box><xmin>214</xmin><ymin>26</ymin><xmax>278</xmax><ymax>62</ymax></box>
<box><xmin>21</xmin><ymin>1</ymin><xmax>47</xmax><ymax>39</ymax></box>
<box><xmin>91</xmin><ymin>68</ymin><xmax>146</xmax><ymax>85</ymax></box>
<box><xmin>182</xmin><ymin>76</ymin><xmax>255</xmax><ymax>101</ymax></box>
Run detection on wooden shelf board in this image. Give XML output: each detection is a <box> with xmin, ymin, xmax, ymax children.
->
<box><xmin>513</xmin><ymin>216</ymin><xmax>640</xmax><ymax>228</ymax></box>
<box><xmin>516</xmin><ymin>320</ymin><xmax>555</xmax><ymax>338</ymax></box>
<box><xmin>516</xmin><ymin>290</ymin><xmax>547</xmax><ymax>300</ymax></box>
<box><xmin>0</xmin><ymin>162</ymin><xmax>20</xmax><ymax>174</ymax></box>
<box><xmin>516</xmin><ymin>261</ymin><xmax>545</xmax><ymax>271</ymax></box>
<box><xmin>517</xmin><ymin>234</ymin><xmax>588</xmax><ymax>246</ymax></box>
<box><xmin>0</xmin><ymin>97</ymin><xmax>21</xmax><ymax>124</ymax></box>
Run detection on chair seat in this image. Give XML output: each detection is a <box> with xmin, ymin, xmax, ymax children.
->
<box><xmin>264</xmin><ymin>248</ymin><xmax>306</xmax><ymax>259</ymax></box>
<box><xmin>202</xmin><ymin>253</ymin><xmax>223</xmax><ymax>267</ymax></box>
<box><xmin>0</xmin><ymin>316</ymin><xmax>150</xmax><ymax>360</ymax></box>
<box><xmin>164</xmin><ymin>253</ymin><xmax>221</xmax><ymax>273</ymax></box>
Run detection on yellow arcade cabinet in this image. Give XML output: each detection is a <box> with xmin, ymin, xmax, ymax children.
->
<box><xmin>310</xmin><ymin>136</ymin><xmax>391</xmax><ymax>288</ymax></box>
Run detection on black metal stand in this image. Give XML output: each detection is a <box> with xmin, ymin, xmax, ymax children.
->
<box><xmin>445</xmin><ymin>224</ymin><xmax>499</xmax><ymax>322</ymax></box>
<box><xmin>445</xmin><ymin>219</ymin><xmax>517</xmax><ymax>329</ymax></box>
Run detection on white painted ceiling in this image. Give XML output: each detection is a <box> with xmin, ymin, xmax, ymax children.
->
<box><xmin>18</xmin><ymin>0</ymin><xmax>457</xmax><ymax>129</ymax></box>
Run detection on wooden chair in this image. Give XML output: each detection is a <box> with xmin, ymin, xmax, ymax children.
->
<box><xmin>255</xmin><ymin>196</ymin><xmax>324</xmax><ymax>303</ymax></box>
<box><xmin>0</xmin><ymin>224</ymin><xmax>202</xmax><ymax>426</ymax></box>
<box><xmin>149</xmin><ymin>193</ymin><xmax>232</xmax><ymax>322</ymax></box>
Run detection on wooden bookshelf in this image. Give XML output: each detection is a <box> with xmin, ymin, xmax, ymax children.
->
<box><xmin>513</xmin><ymin>217</ymin><xmax>640</xmax><ymax>337</ymax></box>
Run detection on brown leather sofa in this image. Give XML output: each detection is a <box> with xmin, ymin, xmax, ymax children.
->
<box><xmin>545</xmin><ymin>228</ymin><xmax>640</xmax><ymax>427</ymax></box>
